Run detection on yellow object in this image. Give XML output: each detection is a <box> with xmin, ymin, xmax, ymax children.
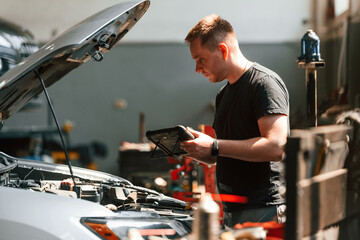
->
<box><xmin>87</xmin><ymin>162</ymin><xmax>98</xmax><ymax>170</ymax></box>
<box><xmin>62</xmin><ymin>121</ymin><xmax>75</xmax><ymax>133</ymax></box>
<box><xmin>51</xmin><ymin>151</ymin><xmax>80</xmax><ymax>163</ymax></box>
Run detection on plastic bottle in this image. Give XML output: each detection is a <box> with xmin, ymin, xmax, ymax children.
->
<box><xmin>192</xmin><ymin>192</ymin><xmax>220</xmax><ymax>240</ymax></box>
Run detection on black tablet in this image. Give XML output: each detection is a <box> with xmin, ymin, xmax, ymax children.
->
<box><xmin>146</xmin><ymin>125</ymin><xmax>195</xmax><ymax>158</ymax></box>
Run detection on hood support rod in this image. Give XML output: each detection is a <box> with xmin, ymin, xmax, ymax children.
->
<box><xmin>34</xmin><ymin>70</ymin><xmax>79</xmax><ymax>197</ymax></box>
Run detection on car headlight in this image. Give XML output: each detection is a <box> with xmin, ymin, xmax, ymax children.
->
<box><xmin>81</xmin><ymin>212</ymin><xmax>192</xmax><ymax>240</ymax></box>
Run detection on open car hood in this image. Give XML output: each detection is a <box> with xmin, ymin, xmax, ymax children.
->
<box><xmin>0</xmin><ymin>0</ymin><xmax>150</xmax><ymax>123</ymax></box>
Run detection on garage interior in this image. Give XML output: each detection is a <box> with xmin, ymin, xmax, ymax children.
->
<box><xmin>0</xmin><ymin>0</ymin><xmax>360</xmax><ymax>239</ymax></box>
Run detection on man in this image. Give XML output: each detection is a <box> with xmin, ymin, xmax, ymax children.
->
<box><xmin>180</xmin><ymin>14</ymin><xmax>289</xmax><ymax>228</ymax></box>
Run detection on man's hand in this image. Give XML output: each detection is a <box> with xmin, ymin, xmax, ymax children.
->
<box><xmin>180</xmin><ymin>128</ymin><xmax>217</xmax><ymax>164</ymax></box>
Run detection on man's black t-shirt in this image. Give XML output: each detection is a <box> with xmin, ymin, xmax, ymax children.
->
<box><xmin>212</xmin><ymin>63</ymin><xmax>289</xmax><ymax>212</ymax></box>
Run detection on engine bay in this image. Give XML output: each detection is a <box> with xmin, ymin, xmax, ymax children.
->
<box><xmin>0</xmin><ymin>152</ymin><xmax>192</xmax><ymax>217</ymax></box>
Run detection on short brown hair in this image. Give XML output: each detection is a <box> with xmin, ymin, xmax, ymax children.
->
<box><xmin>185</xmin><ymin>14</ymin><xmax>234</xmax><ymax>50</ymax></box>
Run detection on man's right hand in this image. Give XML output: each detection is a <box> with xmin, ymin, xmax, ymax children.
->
<box><xmin>180</xmin><ymin>127</ymin><xmax>217</xmax><ymax>165</ymax></box>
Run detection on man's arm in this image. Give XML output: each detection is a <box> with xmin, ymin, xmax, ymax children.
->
<box><xmin>218</xmin><ymin>114</ymin><xmax>288</xmax><ymax>162</ymax></box>
<box><xmin>180</xmin><ymin>114</ymin><xmax>288</xmax><ymax>163</ymax></box>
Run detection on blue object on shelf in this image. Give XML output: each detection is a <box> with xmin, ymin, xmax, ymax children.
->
<box><xmin>298</xmin><ymin>29</ymin><xmax>324</xmax><ymax>63</ymax></box>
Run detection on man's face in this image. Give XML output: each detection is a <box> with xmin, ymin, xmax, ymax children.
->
<box><xmin>189</xmin><ymin>38</ymin><xmax>226</xmax><ymax>83</ymax></box>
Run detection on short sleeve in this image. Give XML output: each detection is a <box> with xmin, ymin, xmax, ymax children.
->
<box><xmin>252</xmin><ymin>75</ymin><xmax>289</xmax><ymax>120</ymax></box>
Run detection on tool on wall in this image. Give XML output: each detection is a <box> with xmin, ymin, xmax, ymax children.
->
<box><xmin>297</xmin><ymin>29</ymin><xmax>325</xmax><ymax>127</ymax></box>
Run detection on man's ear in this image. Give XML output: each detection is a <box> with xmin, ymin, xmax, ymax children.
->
<box><xmin>219</xmin><ymin>43</ymin><xmax>228</xmax><ymax>60</ymax></box>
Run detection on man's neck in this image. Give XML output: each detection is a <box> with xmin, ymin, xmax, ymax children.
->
<box><xmin>227</xmin><ymin>59</ymin><xmax>251</xmax><ymax>84</ymax></box>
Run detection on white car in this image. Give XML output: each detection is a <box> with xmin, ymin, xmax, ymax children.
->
<box><xmin>0</xmin><ymin>1</ymin><xmax>193</xmax><ymax>239</ymax></box>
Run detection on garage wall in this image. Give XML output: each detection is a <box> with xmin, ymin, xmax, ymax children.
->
<box><xmin>1</xmin><ymin>1</ymin><xmax>359</xmax><ymax>178</ymax></box>
<box><xmin>1</xmin><ymin>0</ymin><xmax>312</xmax><ymax>174</ymax></box>
<box><xmin>0</xmin><ymin>0</ymin><xmax>310</xmax><ymax>43</ymax></box>
<box><xmin>5</xmin><ymin>42</ymin><xmax>306</xmax><ymax>174</ymax></box>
